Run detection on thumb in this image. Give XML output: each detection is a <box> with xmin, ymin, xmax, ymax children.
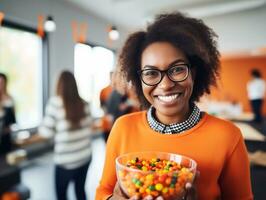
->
<box><xmin>185</xmin><ymin>183</ymin><xmax>197</xmax><ymax>200</ymax></box>
<box><xmin>184</xmin><ymin>171</ymin><xmax>200</xmax><ymax>200</ymax></box>
<box><xmin>129</xmin><ymin>195</ymin><xmax>140</xmax><ymax>200</ymax></box>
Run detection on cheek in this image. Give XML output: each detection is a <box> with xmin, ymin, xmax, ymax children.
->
<box><xmin>180</xmin><ymin>75</ymin><xmax>194</xmax><ymax>96</ymax></box>
<box><xmin>142</xmin><ymin>83</ymin><xmax>153</xmax><ymax>101</ymax></box>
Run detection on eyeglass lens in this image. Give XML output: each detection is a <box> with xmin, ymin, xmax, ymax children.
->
<box><xmin>141</xmin><ymin>64</ymin><xmax>188</xmax><ymax>86</ymax></box>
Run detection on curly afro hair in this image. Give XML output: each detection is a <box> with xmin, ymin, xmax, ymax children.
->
<box><xmin>119</xmin><ymin>12</ymin><xmax>220</xmax><ymax>109</ymax></box>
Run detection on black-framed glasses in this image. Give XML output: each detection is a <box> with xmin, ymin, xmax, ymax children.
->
<box><xmin>138</xmin><ymin>63</ymin><xmax>190</xmax><ymax>86</ymax></box>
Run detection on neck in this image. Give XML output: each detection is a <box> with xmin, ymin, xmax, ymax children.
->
<box><xmin>154</xmin><ymin>104</ymin><xmax>192</xmax><ymax>125</ymax></box>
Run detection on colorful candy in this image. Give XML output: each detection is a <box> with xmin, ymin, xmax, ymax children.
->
<box><xmin>117</xmin><ymin>157</ymin><xmax>194</xmax><ymax>200</ymax></box>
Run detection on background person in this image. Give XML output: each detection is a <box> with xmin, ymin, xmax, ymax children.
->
<box><xmin>103</xmin><ymin>70</ymin><xmax>135</xmax><ymax>142</ymax></box>
<box><xmin>96</xmin><ymin>12</ymin><xmax>253</xmax><ymax>200</ymax></box>
<box><xmin>247</xmin><ymin>69</ymin><xmax>266</xmax><ymax>123</ymax></box>
<box><xmin>106</xmin><ymin>70</ymin><xmax>132</xmax><ymax>120</ymax></box>
<box><xmin>100</xmin><ymin>71</ymin><xmax>114</xmax><ymax>112</ymax></box>
<box><xmin>0</xmin><ymin>73</ymin><xmax>16</xmax><ymax>155</ymax></box>
<box><xmin>28</xmin><ymin>70</ymin><xmax>93</xmax><ymax>200</ymax></box>
<box><xmin>98</xmin><ymin>71</ymin><xmax>114</xmax><ymax>142</ymax></box>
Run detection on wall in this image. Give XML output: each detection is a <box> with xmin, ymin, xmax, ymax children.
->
<box><xmin>201</xmin><ymin>6</ymin><xmax>266</xmax><ymax>116</ymax></box>
<box><xmin>203</xmin><ymin>5</ymin><xmax>266</xmax><ymax>53</ymax></box>
<box><xmin>1</xmin><ymin>0</ymin><xmax>266</xmax><ymax>109</ymax></box>
<box><xmin>211</xmin><ymin>55</ymin><xmax>266</xmax><ymax>115</ymax></box>
<box><xmin>0</xmin><ymin>0</ymin><xmax>128</xmax><ymax>95</ymax></box>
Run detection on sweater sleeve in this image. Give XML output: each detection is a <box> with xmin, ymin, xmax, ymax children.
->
<box><xmin>38</xmin><ymin>98</ymin><xmax>56</xmax><ymax>138</ymax></box>
<box><xmin>219</xmin><ymin>133</ymin><xmax>253</xmax><ymax>200</ymax></box>
<box><xmin>95</xmin><ymin>120</ymin><xmax>121</xmax><ymax>200</ymax></box>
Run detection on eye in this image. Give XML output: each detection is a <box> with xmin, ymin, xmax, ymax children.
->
<box><xmin>142</xmin><ymin>69</ymin><xmax>160</xmax><ymax>78</ymax></box>
<box><xmin>168</xmin><ymin>65</ymin><xmax>187</xmax><ymax>75</ymax></box>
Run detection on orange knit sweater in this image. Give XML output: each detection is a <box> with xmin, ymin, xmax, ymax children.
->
<box><xmin>96</xmin><ymin>111</ymin><xmax>253</xmax><ymax>200</ymax></box>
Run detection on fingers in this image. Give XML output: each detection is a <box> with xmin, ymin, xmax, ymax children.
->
<box><xmin>129</xmin><ymin>195</ymin><xmax>140</xmax><ymax>200</ymax></box>
<box><xmin>143</xmin><ymin>195</ymin><xmax>153</xmax><ymax>200</ymax></box>
<box><xmin>183</xmin><ymin>171</ymin><xmax>200</xmax><ymax>200</ymax></box>
<box><xmin>140</xmin><ymin>195</ymin><xmax>164</xmax><ymax>200</ymax></box>
<box><xmin>112</xmin><ymin>182</ymin><xmax>128</xmax><ymax>199</ymax></box>
<box><xmin>113</xmin><ymin>182</ymin><xmax>123</xmax><ymax>196</ymax></box>
<box><xmin>193</xmin><ymin>170</ymin><xmax>200</xmax><ymax>183</ymax></box>
<box><xmin>185</xmin><ymin>182</ymin><xmax>192</xmax><ymax>189</ymax></box>
<box><xmin>185</xmin><ymin>186</ymin><xmax>197</xmax><ymax>200</ymax></box>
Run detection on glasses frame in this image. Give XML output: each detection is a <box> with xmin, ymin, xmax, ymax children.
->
<box><xmin>138</xmin><ymin>63</ymin><xmax>190</xmax><ymax>86</ymax></box>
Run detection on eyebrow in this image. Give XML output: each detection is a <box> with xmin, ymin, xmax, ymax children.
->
<box><xmin>143</xmin><ymin>59</ymin><xmax>187</xmax><ymax>69</ymax></box>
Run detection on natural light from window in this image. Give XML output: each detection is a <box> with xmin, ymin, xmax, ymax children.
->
<box><xmin>74</xmin><ymin>43</ymin><xmax>115</xmax><ymax>118</ymax></box>
<box><xmin>0</xmin><ymin>26</ymin><xmax>43</xmax><ymax>129</ymax></box>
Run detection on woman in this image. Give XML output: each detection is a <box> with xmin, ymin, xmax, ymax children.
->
<box><xmin>0</xmin><ymin>73</ymin><xmax>16</xmax><ymax>155</ymax></box>
<box><xmin>96</xmin><ymin>12</ymin><xmax>253</xmax><ymax>200</ymax></box>
<box><xmin>38</xmin><ymin>71</ymin><xmax>92</xmax><ymax>200</ymax></box>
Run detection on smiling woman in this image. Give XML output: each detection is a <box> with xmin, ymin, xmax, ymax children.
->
<box><xmin>96</xmin><ymin>12</ymin><xmax>253</xmax><ymax>200</ymax></box>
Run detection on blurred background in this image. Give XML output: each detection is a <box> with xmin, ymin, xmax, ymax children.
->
<box><xmin>0</xmin><ymin>0</ymin><xmax>266</xmax><ymax>199</ymax></box>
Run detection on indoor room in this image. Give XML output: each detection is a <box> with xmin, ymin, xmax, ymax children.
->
<box><xmin>0</xmin><ymin>0</ymin><xmax>266</xmax><ymax>200</ymax></box>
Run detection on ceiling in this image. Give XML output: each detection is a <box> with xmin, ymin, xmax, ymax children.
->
<box><xmin>63</xmin><ymin>0</ymin><xmax>266</xmax><ymax>30</ymax></box>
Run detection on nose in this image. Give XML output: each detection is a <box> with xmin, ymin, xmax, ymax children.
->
<box><xmin>157</xmin><ymin>73</ymin><xmax>175</xmax><ymax>89</ymax></box>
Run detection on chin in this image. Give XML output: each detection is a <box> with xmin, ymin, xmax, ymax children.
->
<box><xmin>158</xmin><ymin>107</ymin><xmax>184</xmax><ymax>118</ymax></box>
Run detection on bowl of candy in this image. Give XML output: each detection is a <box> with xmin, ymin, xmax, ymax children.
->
<box><xmin>116</xmin><ymin>152</ymin><xmax>197</xmax><ymax>200</ymax></box>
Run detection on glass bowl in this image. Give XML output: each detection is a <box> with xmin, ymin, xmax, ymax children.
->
<box><xmin>116</xmin><ymin>151</ymin><xmax>197</xmax><ymax>200</ymax></box>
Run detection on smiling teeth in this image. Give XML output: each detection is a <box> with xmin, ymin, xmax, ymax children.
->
<box><xmin>157</xmin><ymin>94</ymin><xmax>179</xmax><ymax>102</ymax></box>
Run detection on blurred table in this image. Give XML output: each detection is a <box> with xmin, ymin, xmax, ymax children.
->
<box><xmin>218</xmin><ymin>112</ymin><xmax>254</xmax><ymax>122</ymax></box>
<box><xmin>0</xmin><ymin>156</ymin><xmax>20</xmax><ymax>195</ymax></box>
<box><xmin>234</xmin><ymin>122</ymin><xmax>265</xmax><ymax>141</ymax></box>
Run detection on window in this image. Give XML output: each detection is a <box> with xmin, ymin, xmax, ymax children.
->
<box><xmin>0</xmin><ymin>23</ymin><xmax>44</xmax><ymax>129</ymax></box>
<box><xmin>74</xmin><ymin>43</ymin><xmax>115</xmax><ymax>118</ymax></box>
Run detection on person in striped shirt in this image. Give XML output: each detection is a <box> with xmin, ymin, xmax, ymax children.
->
<box><xmin>38</xmin><ymin>70</ymin><xmax>92</xmax><ymax>200</ymax></box>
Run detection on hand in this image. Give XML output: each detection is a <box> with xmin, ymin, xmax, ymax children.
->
<box><xmin>109</xmin><ymin>182</ymin><xmax>129</xmax><ymax>200</ymax></box>
<box><xmin>109</xmin><ymin>182</ymin><xmax>143</xmax><ymax>200</ymax></box>
<box><xmin>182</xmin><ymin>171</ymin><xmax>200</xmax><ymax>200</ymax></box>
